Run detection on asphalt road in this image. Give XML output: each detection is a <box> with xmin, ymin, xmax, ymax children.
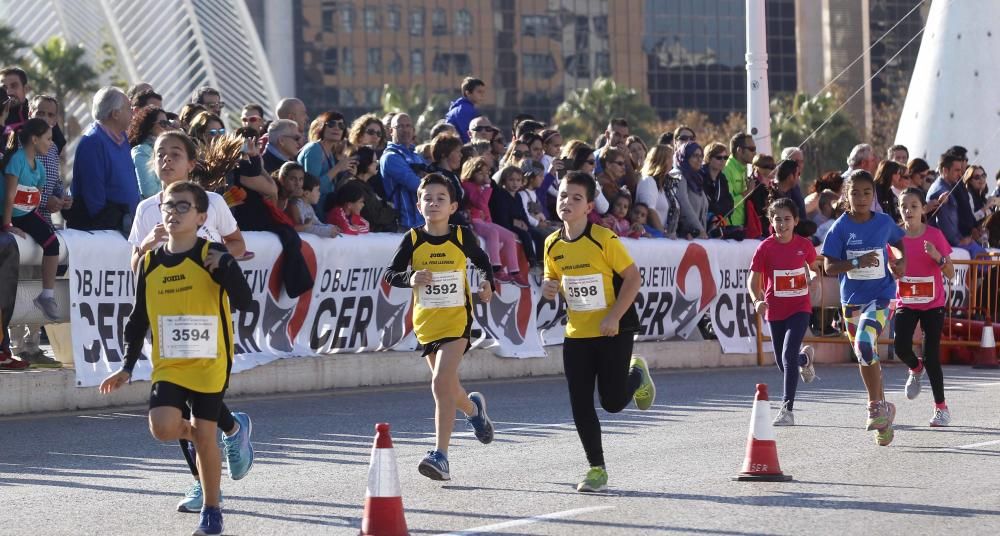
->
<box><xmin>3</xmin><ymin>362</ymin><xmax>1000</xmax><ymax>535</ymax></box>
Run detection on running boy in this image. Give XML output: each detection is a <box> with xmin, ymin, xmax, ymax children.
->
<box><xmin>541</xmin><ymin>171</ymin><xmax>656</xmax><ymax>492</ymax></box>
<box><xmin>383</xmin><ymin>173</ymin><xmax>496</xmax><ymax>481</ymax></box>
<box><xmin>896</xmin><ymin>188</ymin><xmax>953</xmax><ymax>426</ymax></box>
<box><xmin>748</xmin><ymin>198</ymin><xmax>819</xmax><ymax>426</ymax></box>
<box><xmin>822</xmin><ymin>170</ymin><xmax>906</xmax><ymax>446</ymax></box>
<box><xmin>100</xmin><ymin>181</ymin><xmax>253</xmax><ymax>536</ymax></box>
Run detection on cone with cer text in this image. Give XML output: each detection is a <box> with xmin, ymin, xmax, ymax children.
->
<box><xmin>732</xmin><ymin>384</ymin><xmax>792</xmax><ymax>482</ymax></box>
<box><xmin>972</xmin><ymin>319</ymin><xmax>998</xmax><ymax>369</ymax></box>
<box><xmin>360</xmin><ymin>423</ymin><xmax>409</xmax><ymax>536</ymax></box>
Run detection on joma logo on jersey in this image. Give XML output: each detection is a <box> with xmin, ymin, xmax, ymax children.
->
<box><xmin>430</xmin><ymin>253</ymin><xmax>447</xmax><ymax>258</ymax></box>
<box><xmin>553</xmin><ymin>254</ymin><xmax>564</xmax><ymax>261</ymax></box>
<box><xmin>162</xmin><ymin>274</ymin><xmax>186</xmax><ymax>284</ymax></box>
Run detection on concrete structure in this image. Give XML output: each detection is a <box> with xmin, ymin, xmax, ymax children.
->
<box><xmin>896</xmin><ymin>0</ymin><xmax>1000</xmax><ymax>189</ymax></box>
<box><xmin>0</xmin><ymin>0</ymin><xmax>280</xmax><ymax>129</ymax></box>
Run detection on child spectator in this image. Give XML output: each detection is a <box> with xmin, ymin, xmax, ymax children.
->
<box><xmin>1</xmin><ymin>118</ymin><xmax>60</xmax><ymax>320</ymax></box>
<box><xmin>631</xmin><ymin>202</ymin><xmax>664</xmax><ymax>238</ymax></box>
<box><xmin>326</xmin><ymin>179</ymin><xmax>370</xmax><ymax>235</ymax></box>
<box><xmin>460</xmin><ymin>157</ymin><xmax>521</xmax><ymax>284</ymax></box>
<box><xmin>602</xmin><ymin>193</ymin><xmax>642</xmax><ymax>238</ymax></box>
<box><xmin>519</xmin><ymin>160</ymin><xmax>560</xmax><ymax>237</ymax></box>
<box><xmin>489</xmin><ymin>166</ymin><xmax>540</xmax><ymax>273</ymax></box>
<box><xmin>289</xmin><ymin>173</ymin><xmax>340</xmax><ymax>237</ymax></box>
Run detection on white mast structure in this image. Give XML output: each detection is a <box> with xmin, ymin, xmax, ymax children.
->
<box><xmin>746</xmin><ymin>0</ymin><xmax>772</xmax><ymax>156</ymax></box>
<box><xmin>896</xmin><ymin>0</ymin><xmax>999</xmax><ymax>190</ymax></box>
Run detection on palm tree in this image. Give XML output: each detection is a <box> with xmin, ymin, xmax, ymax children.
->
<box><xmin>29</xmin><ymin>37</ymin><xmax>99</xmax><ymax>117</ymax></box>
<box><xmin>381</xmin><ymin>84</ymin><xmax>449</xmax><ymax>141</ymax></box>
<box><xmin>0</xmin><ymin>24</ymin><xmax>28</xmax><ymax>66</ymax></box>
<box><xmin>771</xmin><ymin>91</ymin><xmax>860</xmax><ymax>182</ymax></box>
<box><xmin>552</xmin><ymin>78</ymin><xmax>658</xmax><ymax>144</ymax></box>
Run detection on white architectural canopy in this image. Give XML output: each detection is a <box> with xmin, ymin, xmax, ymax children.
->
<box><xmin>896</xmin><ymin>0</ymin><xmax>1000</xmax><ymax>188</ymax></box>
<box><xmin>0</xmin><ymin>0</ymin><xmax>279</xmax><ymax>127</ymax></box>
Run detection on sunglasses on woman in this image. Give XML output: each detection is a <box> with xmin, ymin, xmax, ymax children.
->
<box><xmin>365</xmin><ymin>127</ymin><xmax>383</xmax><ymax>138</ymax></box>
<box><xmin>326</xmin><ymin>120</ymin><xmax>345</xmax><ymax>129</ymax></box>
<box><xmin>208</xmin><ymin>128</ymin><xmax>226</xmax><ymax>136</ymax></box>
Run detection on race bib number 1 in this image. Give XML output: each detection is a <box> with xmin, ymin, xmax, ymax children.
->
<box><xmin>773</xmin><ymin>267</ymin><xmax>808</xmax><ymax>298</ymax></box>
<box><xmin>562</xmin><ymin>274</ymin><xmax>607</xmax><ymax>312</ymax></box>
<box><xmin>419</xmin><ymin>270</ymin><xmax>465</xmax><ymax>309</ymax></box>
<box><xmin>899</xmin><ymin>276</ymin><xmax>935</xmax><ymax>304</ymax></box>
<box><xmin>158</xmin><ymin>316</ymin><xmax>218</xmax><ymax>359</ymax></box>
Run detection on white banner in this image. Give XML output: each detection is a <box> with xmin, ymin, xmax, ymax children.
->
<box><xmin>63</xmin><ymin>231</ymin><xmax>547</xmax><ymax>388</ymax></box>
<box><xmin>61</xmin><ymin>230</ymin><xmax>790</xmax><ymax>388</ymax></box>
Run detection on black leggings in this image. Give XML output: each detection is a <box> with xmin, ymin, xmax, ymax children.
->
<box><xmin>178</xmin><ymin>402</ymin><xmax>236</xmax><ymax>477</ymax></box>
<box><xmin>768</xmin><ymin>312</ymin><xmax>810</xmax><ymax>410</ymax></box>
<box><xmin>894</xmin><ymin>307</ymin><xmax>946</xmax><ymax>404</ymax></box>
<box><xmin>12</xmin><ymin>210</ymin><xmax>59</xmax><ymax>256</ymax></box>
<box><xmin>563</xmin><ymin>333</ymin><xmax>642</xmax><ymax>468</ymax></box>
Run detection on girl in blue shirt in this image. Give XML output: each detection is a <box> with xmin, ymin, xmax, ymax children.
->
<box><xmin>1</xmin><ymin>118</ymin><xmax>61</xmax><ymax>320</ymax></box>
<box><xmin>822</xmin><ymin>170</ymin><xmax>906</xmax><ymax>446</ymax></box>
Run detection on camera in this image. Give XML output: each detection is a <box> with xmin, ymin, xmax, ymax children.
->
<box><xmin>0</xmin><ymin>87</ymin><xmax>9</xmax><ymax>106</ymax></box>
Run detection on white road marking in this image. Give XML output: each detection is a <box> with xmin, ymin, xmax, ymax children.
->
<box><xmin>435</xmin><ymin>505</ymin><xmax>615</xmax><ymax>535</ymax></box>
<box><xmin>948</xmin><ymin>439</ymin><xmax>1000</xmax><ymax>450</ymax></box>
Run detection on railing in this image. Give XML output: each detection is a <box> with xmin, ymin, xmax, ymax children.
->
<box><xmin>754</xmin><ymin>253</ymin><xmax>1000</xmax><ymax>365</ymax></box>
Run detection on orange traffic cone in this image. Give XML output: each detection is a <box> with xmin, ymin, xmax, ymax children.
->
<box><xmin>732</xmin><ymin>384</ymin><xmax>792</xmax><ymax>482</ymax></box>
<box><xmin>973</xmin><ymin>319</ymin><xmax>998</xmax><ymax>369</ymax></box>
<box><xmin>360</xmin><ymin>423</ymin><xmax>409</xmax><ymax>536</ymax></box>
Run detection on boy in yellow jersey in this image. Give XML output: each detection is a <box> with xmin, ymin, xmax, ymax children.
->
<box><xmin>384</xmin><ymin>173</ymin><xmax>496</xmax><ymax>481</ymax></box>
<box><xmin>541</xmin><ymin>171</ymin><xmax>656</xmax><ymax>493</ymax></box>
<box><xmin>100</xmin><ymin>181</ymin><xmax>253</xmax><ymax>536</ymax></box>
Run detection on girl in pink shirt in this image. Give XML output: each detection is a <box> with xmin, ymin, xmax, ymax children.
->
<box><xmin>460</xmin><ymin>157</ymin><xmax>522</xmax><ymax>284</ymax></box>
<box><xmin>748</xmin><ymin>198</ymin><xmax>819</xmax><ymax>426</ymax></box>
<box><xmin>894</xmin><ymin>188</ymin><xmax>954</xmax><ymax>426</ymax></box>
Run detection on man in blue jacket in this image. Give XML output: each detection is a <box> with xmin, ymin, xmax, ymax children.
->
<box><xmin>380</xmin><ymin>113</ymin><xmax>427</xmax><ymax>229</ymax></box>
<box><xmin>445</xmin><ymin>77</ymin><xmax>485</xmax><ymax>143</ymax></box>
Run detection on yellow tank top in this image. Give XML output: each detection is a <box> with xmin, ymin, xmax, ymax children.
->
<box><xmin>409</xmin><ymin>226</ymin><xmax>473</xmax><ymax>343</ymax></box>
<box><xmin>142</xmin><ymin>240</ymin><xmax>233</xmax><ymax>393</ymax></box>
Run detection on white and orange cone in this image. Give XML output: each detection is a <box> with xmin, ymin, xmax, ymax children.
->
<box><xmin>360</xmin><ymin>423</ymin><xmax>409</xmax><ymax>536</ymax></box>
<box><xmin>973</xmin><ymin>319</ymin><xmax>998</xmax><ymax>369</ymax></box>
<box><xmin>732</xmin><ymin>384</ymin><xmax>793</xmax><ymax>482</ymax></box>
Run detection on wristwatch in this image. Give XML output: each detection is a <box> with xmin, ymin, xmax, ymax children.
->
<box><xmin>850</xmin><ymin>258</ymin><xmax>860</xmax><ymax>269</ymax></box>
<box><xmin>937</xmin><ymin>256</ymin><xmax>947</xmax><ymax>267</ymax></box>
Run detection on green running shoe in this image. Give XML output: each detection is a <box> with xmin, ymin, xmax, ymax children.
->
<box><xmin>630</xmin><ymin>355</ymin><xmax>656</xmax><ymax>410</ymax></box>
<box><xmin>577</xmin><ymin>466</ymin><xmax>608</xmax><ymax>493</ymax></box>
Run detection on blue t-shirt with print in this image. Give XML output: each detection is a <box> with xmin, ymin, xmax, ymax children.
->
<box><xmin>821</xmin><ymin>211</ymin><xmax>905</xmax><ymax>304</ymax></box>
<box><xmin>4</xmin><ymin>149</ymin><xmax>47</xmax><ymax>217</ymax></box>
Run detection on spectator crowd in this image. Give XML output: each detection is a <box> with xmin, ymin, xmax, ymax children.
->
<box><xmin>2</xmin><ymin>67</ymin><xmax>1000</xmax><ymax>369</ymax></box>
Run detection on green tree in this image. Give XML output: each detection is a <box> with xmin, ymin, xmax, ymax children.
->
<box><xmin>552</xmin><ymin>78</ymin><xmax>658</xmax><ymax>144</ymax></box>
<box><xmin>771</xmin><ymin>91</ymin><xmax>860</xmax><ymax>183</ymax></box>
<box><xmin>381</xmin><ymin>84</ymin><xmax>449</xmax><ymax>141</ymax></box>
<box><xmin>0</xmin><ymin>24</ymin><xmax>28</xmax><ymax>66</ymax></box>
<box><xmin>29</xmin><ymin>37</ymin><xmax>99</xmax><ymax>117</ymax></box>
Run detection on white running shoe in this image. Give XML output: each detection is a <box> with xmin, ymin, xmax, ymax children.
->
<box><xmin>929</xmin><ymin>407</ymin><xmax>951</xmax><ymax>427</ymax></box>
<box><xmin>904</xmin><ymin>367</ymin><xmax>924</xmax><ymax>400</ymax></box>
<box><xmin>799</xmin><ymin>345</ymin><xmax>817</xmax><ymax>383</ymax></box>
<box><xmin>772</xmin><ymin>402</ymin><xmax>795</xmax><ymax>426</ymax></box>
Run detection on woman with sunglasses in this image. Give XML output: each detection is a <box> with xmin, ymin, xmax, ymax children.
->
<box><xmin>701</xmin><ymin>142</ymin><xmax>734</xmax><ymax>237</ymax></box>
<box><xmin>127</xmin><ymin>105</ymin><xmax>173</xmax><ymax>199</ymax></box>
<box><xmin>962</xmin><ymin>165</ymin><xmax>1000</xmax><ymax>225</ymax></box>
<box><xmin>187</xmin><ymin>111</ymin><xmax>226</xmax><ymax>149</ymax></box>
<box><xmin>348</xmin><ymin>114</ymin><xmax>386</xmax><ymax>153</ymax></box>
<box><xmin>299</xmin><ymin>111</ymin><xmax>357</xmax><ymax>215</ymax></box>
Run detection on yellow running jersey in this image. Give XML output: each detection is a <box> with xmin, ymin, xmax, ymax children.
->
<box><xmin>544</xmin><ymin>223</ymin><xmax>639</xmax><ymax>338</ymax></box>
<box><xmin>135</xmin><ymin>240</ymin><xmax>234</xmax><ymax>393</ymax></box>
<box><xmin>385</xmin><ymin>225</ymin><xmax>494</xmax><ymax>344</ymax></box>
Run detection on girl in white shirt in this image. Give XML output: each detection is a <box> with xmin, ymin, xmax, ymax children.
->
<box><xmin>127</xmin><ymin>131</ymin><xmax>246</xmax><ymax>271</ymax></box>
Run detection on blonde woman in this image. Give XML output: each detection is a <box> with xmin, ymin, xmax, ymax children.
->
<box><xmin>637</xmin><ymin>144</ymin><xmax>677</xmax><ymax>237</ymax></box>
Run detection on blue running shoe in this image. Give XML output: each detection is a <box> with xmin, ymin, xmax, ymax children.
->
<box><xmin>192</xmin><ymin>506</ymin><xmax>224</xmax><ymax>536</ymax></box>
<box><xmin>177</xmin><ymin>482</ymin><xmax>224</xmax><ymax>513</ymax></box>
<box><xmin>466</xmin><ymin>392</ymin><xmax>494</xmax><ymax>444</ymax></box>
<box><xmin>418</xmin><ymin>450</ymin><xmax>451</xmax><ymax>481</ymax></box>
<box><xmin>221</xmin><ymin>412</ymin><xmax>254</xmax><ymax>480</ymax></box>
